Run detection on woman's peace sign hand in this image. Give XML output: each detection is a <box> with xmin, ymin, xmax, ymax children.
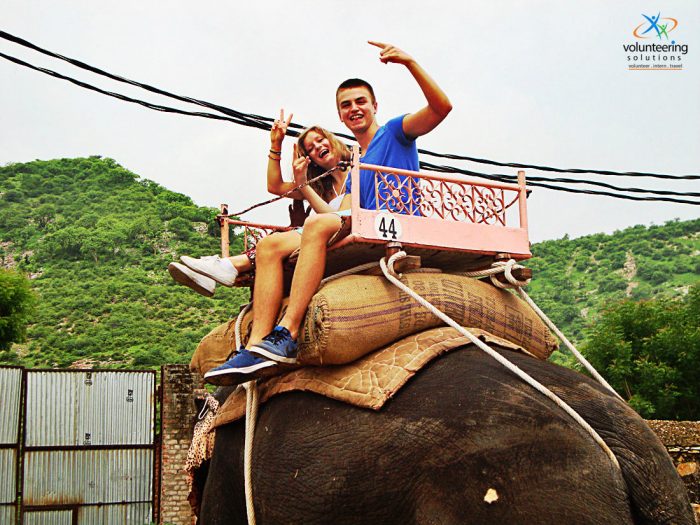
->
<box><xmin>270</xmin><ymin>108</ymin><xmax>293</xmax><ymax>149</ymax></box>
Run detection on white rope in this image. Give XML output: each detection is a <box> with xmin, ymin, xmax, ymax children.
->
<box><xmin>380</xmin><ymin>251</ymin><xmax>620</xmax><ymax>470</ymax></box>
<box><xmin>460</xmin><ymin>260</ymin><xmax>622</xmax><ymax>401</ymax></box>
<box><xmin>242</xmin><ymin>380</ymin><xmax>258</xmax><ymax>525</ymax></box>
<box><xmin>515</xmin><ymin>287</ymin><xmax>624</xmax><ymax>401</ymax></box>
<box><xmin>230</xmin><ymin>301</ymin><xmax>258</xmax><ymax>525</ymax></box>
<box><xmin>229</xmin><ymin>259</ymin><xmax>413</xmax><ymax>525</ymax></box>
<box><xmin>319</xmin><ymin>260</ymin><xmax>380</xmax><ymax>287</ymax></box>
<box><xmin>234</xmin><ymin>302</ymin><xmax>253</xmax><ymax>350</ymax></box>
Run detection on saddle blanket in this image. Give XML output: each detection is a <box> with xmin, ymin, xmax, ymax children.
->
<box><xmin>211</xmin><ymin>326</ymin><xmax>531</xmax><ymax>430</ymax></box>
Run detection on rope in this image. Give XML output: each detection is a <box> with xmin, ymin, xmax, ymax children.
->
<box><xmin>459</xmin><ymin>260</ymin><xmax>623</xmax><ymax>400</ymax></box>
<box><xmin>242</xmin><ymin>380</ymin><xmax>258</xmax><ymax>525</ymax></box>
<box><xmin>380</xmin><ymin>251</ymin><xmax>620</xmax><ymax>470</ymax></box>
<box><xmin>228</xmin><ymin>301</ymin><xmax>257</xmax><ymax>525</ymax></box>
<box><xmin>228</xmin><ymin>163</ymin><xmax>350</xmax><ymax>217</ymax></box>
<box><xmin>234</xmin><ymin>302</ymin><xmax>253</xmax><ymax>350</ymax></box>
<box><xmin>227</xmin><ymin>250</ymin><xmax>624</xmax><ymax>525</ymax></box>
<box><xmin>228</xmin><ymin>257</ymin><xmax>395</xmax><ymax>525</ymax></box>
<box><xmin>515</xmin><ymin>288</ymin><xmax>624</xmax><ymax>401</ymax></box>
<box><xmin>319</xmin><ymin>261</ymin><xmax>381</xmax><ymax>287</ymax></box>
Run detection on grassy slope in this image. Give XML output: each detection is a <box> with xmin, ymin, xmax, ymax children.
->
<box><xmin>1</xmin><ymin>157</ymin><xmax>249</xmax><ymax>367</ymax></box>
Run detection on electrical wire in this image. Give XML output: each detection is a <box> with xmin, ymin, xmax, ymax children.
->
<box><xmin>1</xmin><ymin>38</ymin><xmax>698</xmax><ymax>206</ymax></box>
<box><xmin>2</xmin><ymin>29</ymin><xmax>698</xmax><ymax>182</ymax></box>
<box><xmin>2</xmin><ymin>49</ymin><xmax>696</xmax><ymax>206</ymax></box>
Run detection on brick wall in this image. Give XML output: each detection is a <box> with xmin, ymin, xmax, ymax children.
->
<box><xmin>160</xmin><ymin>364</ymin><xmax>204</xmax><ymax>525</ymax></box>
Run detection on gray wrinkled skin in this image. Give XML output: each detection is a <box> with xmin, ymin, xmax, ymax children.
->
<box><xmin>198</xmin><ymin>345</ymin><xmax>694</xmax><ymax>525</ymax></box>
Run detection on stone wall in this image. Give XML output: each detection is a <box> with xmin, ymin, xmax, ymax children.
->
<box><xmin>160</xmin><ymin>365</ymin><xmax>203</xmax><ymax>525</ymax></box>
<box><xmin>646</xmin><ymin>419</ymin><xmax>700</xmax><ymax>519</ymax></box>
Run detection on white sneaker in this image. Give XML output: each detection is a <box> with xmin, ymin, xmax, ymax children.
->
<box><xmin>168</xmin><ymin>262</ymin><xmax>216</xmax><ymax>297</ymax></box>
<box><xmin>181</xmin><ymin>255</ymin><xmax>239</xmax><ymax>287</ymax></box>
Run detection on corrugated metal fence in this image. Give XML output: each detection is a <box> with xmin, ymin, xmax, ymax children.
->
<box><xmin>0</xmin><ymin>368</ymin><xmax>157</xmax><ymax>525</ymax></box>
<box><xmin>0</xmin><ymin>367</ymin><xmax>22</xmax><ymax>525</ymax></box>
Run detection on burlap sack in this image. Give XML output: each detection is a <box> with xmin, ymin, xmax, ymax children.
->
<box><xmin>190</xmin><ymin>272</ymin><xmax>558</xmax><ymax>374</ymax></box>
<box><xmin>190</xmin><ymin>319</ymin><xmax>238</xmax><ymax>375</ymax></box>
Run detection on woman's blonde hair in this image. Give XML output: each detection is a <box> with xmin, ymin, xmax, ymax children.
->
<box><xmin>297</xmin><ymin>126</ymin><xmax>351</xmax><ymax>203</ymax></box>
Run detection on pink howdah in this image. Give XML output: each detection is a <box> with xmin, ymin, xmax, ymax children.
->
<box><xmin>350</xmin><ymin>145</ymin><xmax>531</xmax><ymax>259</ymax></box>
<box><xmin>219</xmin><ymin>146</ymin><xmax>531</xmax><ymax>260</ymax></box>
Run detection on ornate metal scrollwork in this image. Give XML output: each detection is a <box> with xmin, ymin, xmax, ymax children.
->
<box><xmin>374</xmin><ymin>170</ymin><xmax>512</xmax><ymax>226</ymax></box>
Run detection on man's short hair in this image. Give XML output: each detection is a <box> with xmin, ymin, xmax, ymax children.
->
<box><xmin>336</xmin><ymin>78</ymin><xmax>376</xmax><ymax>105</ymax></box>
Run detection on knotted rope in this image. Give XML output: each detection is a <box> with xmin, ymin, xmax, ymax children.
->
<box><xmin>380</xmin><ymin>251</ymin><xmax>621</xmax><ymax>470</ymax></box>
<box><xmin>459</xmin><ymin>259</ymin><xmax>622</xmax><ymax>401</ymax></box>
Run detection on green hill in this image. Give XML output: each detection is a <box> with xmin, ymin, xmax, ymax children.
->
<box><xmin>1</xmin><ymin>157</ymin><xmax>698</xmax><ymax>368</ymax></box>
<box><xmin>0</xmin><ymin>157</ymin><xmax>250</xmax><ymax>367</ymax></box>
<box><xmin>527</xmin><ymin>217</ymin><xmax>699</xmax><ymax>355</ymax></box>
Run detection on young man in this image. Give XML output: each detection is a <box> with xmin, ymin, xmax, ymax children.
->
<box><xmin>205</xmin><ymin>41</ymin><xmax>452</xmax><ymax>385</ymax></box>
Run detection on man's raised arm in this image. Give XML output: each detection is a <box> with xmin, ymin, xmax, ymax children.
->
<box><xmin>368</xmin><ymin>41</ymin><xmax>452</xmax><ymax>140</ymax></box>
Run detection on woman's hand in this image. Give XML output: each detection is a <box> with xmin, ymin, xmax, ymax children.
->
<box><xmin>270</xmin><ymin>108</ymin><xmax>293</xmax><ymax>149</ymax></box>
<box><xmin>292</xmin><ymin>143</ymin><xmax>310</xmax><ymax>186</ymax></box>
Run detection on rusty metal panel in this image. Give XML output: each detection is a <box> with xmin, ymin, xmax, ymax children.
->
<box><xmin>23</xmin><ymin>509</ymin><xmax>72</xmax><ymax>525</ymax></box>
<box><xmin>23</xmin><ymin>448</ymin><xmax>153</xmax><ymax>506</ymax></box>
<box><xmin>0</xmin><ymin>367</ymin><xmax>22</xmax><ymax>445</ymax></box>
<box><xmin>0</xmin><ymin>449</ymin><xmax>17</xmax><ymax>503</ymax></box>
<box><xmin>78</xmin><ymin>503</ymin><xmax>152</xmax><ymax>524</ymax></box>
<box><xmin>24</xmin><ymin>370</ymin><xmax>155</xmax><ymax>447</ymax></box>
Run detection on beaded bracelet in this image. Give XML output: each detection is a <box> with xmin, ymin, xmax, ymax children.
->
<box><xmin>269</xmin><ymin>148</ymin><xmax>282</xmax><ymax>155</ymax></box>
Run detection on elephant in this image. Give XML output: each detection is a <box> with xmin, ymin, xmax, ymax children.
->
<box><xmin>197</xmin><ymin>343</ymin><xmax>695</xmax><ymax>524</ymax></box>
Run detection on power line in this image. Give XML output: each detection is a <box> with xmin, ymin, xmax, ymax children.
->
<box><xmin>0</xmin><ymin>30</ymin><xmax>297</xmax><ymax>134</ymax></box>
<box><xmin>420</xmin><ymin>162</ymin><xmax>700</xmax><ymax>205</ymax></box>
<box><xmin>0</xmin><ymin>52</ymin><xmax>273</xmax><ymax>130</ymax></box>
<box><xmin>420</xmin><ymin>162</ymin><xmax>700</xmax><ymax>198</ymax></box>
<box><xmin>417</xmin><ymin>149</ymin><xmax>700</xmax><ymax>181</ymax></box>
<box><xmin>2</xmin><ymin>29</ymin><xmax>698</xmax><ymax>181</ymax></box>
<box><xmin>2</xmin><ymin>50</ymin><xmax>697</xmax><ymax>206</ymax></box>
<box><xmin>1</xmin><ymin>46</ymin><xmax>698</xmax><ymax>205</ymax></box>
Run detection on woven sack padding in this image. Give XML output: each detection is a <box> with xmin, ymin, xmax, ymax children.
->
<box><xmin>189</xmin><ymin>318</ymin><xmax>237</xmax><ymax>374</ymax></box>
<box><xmin>190</xmin><ymin>272</ymin><xmax>557</xmax><ymax>374</ymax></box>
<box><xmin>294</xmin><ymin>272</ymin><xmax>557</xmax><ymax>364</ymax></box>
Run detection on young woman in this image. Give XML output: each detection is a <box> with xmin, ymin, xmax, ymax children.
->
<box><xmin>168</xmin><ymin>111</ymin><xmax>350</xmax><ymax>297</ymax></box>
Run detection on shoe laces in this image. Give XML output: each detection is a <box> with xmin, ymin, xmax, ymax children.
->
<box><xmin>264</xmin><ymin>328</ymin><xmax>289</xmax><ymax>345</ymax></box>
<box><xmin>225</xmin><ymin>347</ymin><xmax>244</xmax><ymax>360</ymax></box>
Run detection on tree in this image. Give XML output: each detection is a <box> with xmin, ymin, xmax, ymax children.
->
<box><xmin>0</xmin><ymin>269</ymin><xmax>35</xmax><ymax>352</ymax></box>
<box><xmin>583</xmin><ymin>285</ymin><xmax>700</xmax><ymax>420</ymax></box>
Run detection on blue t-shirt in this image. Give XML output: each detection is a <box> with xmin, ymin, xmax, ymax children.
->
<box><xmin>345</xmin><ymin>115</ymin><xmax>420</xmax><ymax>211</ymax></box>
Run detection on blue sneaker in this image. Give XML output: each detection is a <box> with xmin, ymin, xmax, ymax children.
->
<box><xmin>249</xmin><ymin>326</ymin><xmax>298</xmax><ymax>364</ymax></box>
<box><xmin>204</xmin><ymin>349</ymin><xmax>277</xmax><ymax>386</ymax></box>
